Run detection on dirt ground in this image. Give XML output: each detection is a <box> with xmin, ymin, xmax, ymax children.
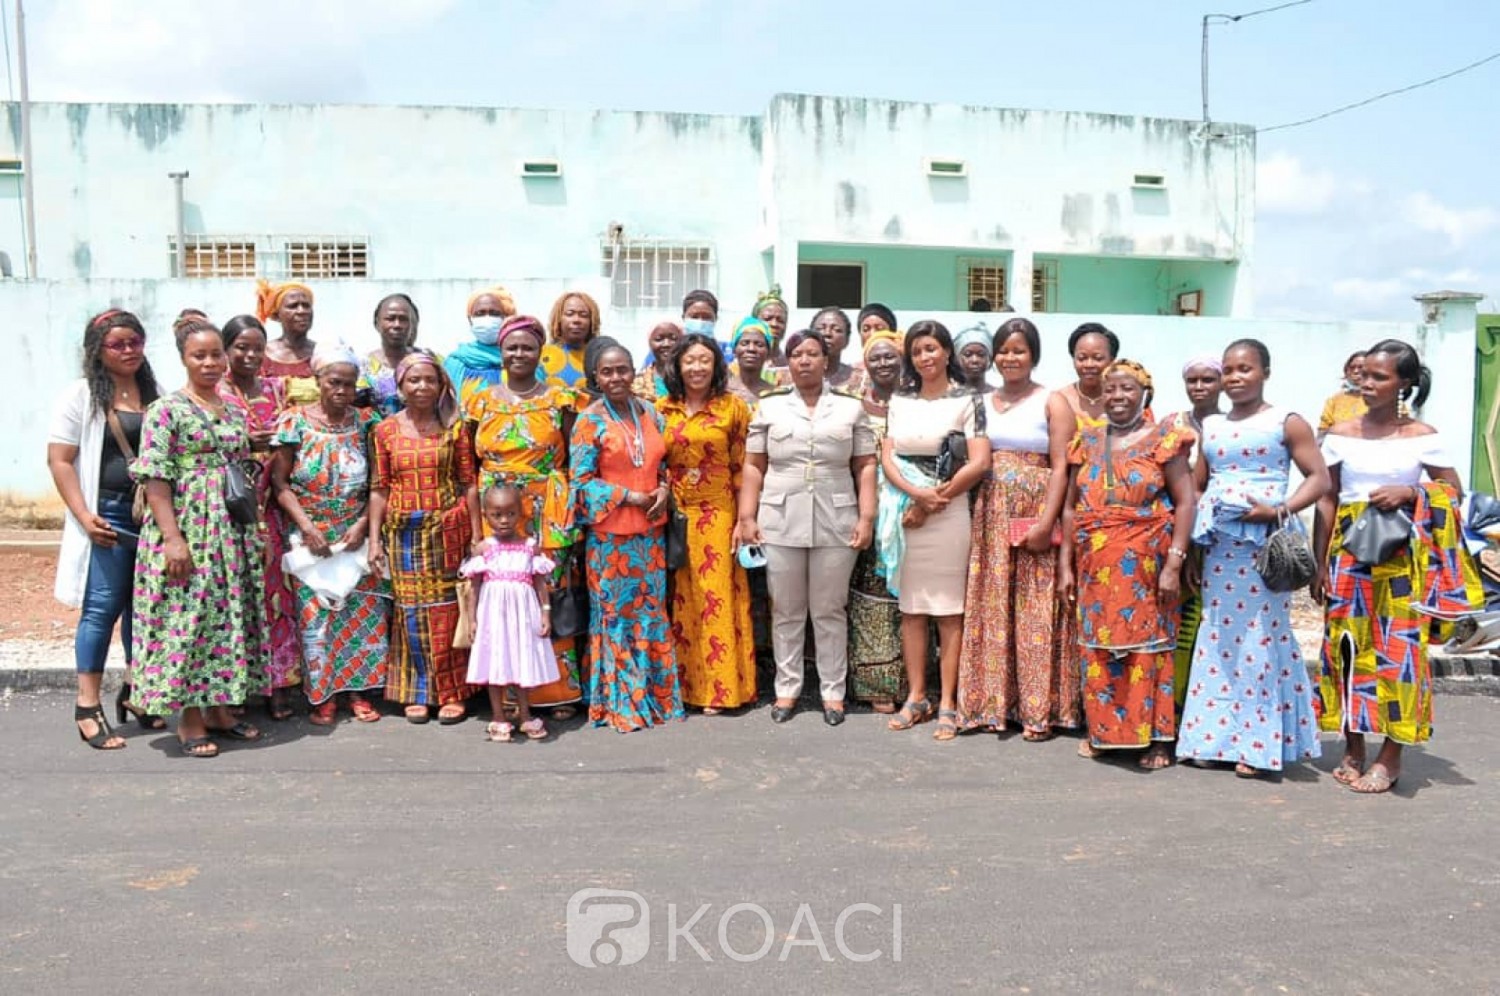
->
<box><xmin>0</xmin><ymin>546</ymin><xmax>76</xmax><ymax>642</ymax></box>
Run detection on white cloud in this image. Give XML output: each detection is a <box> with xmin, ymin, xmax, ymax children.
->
<box><xmin>1404</xmin><ymin>191</ymin><xmax>1500</xmax><ymax>248</ymax></box>
<box><xmin>1256</xmin><ymin>151</ymin><xmax>1340</xmax><ymax>215</ymax></box>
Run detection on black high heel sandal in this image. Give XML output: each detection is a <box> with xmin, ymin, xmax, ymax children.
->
<box><xmin>116</xmin><ymin>683</ymin><xmax>166</xmax><ymax>730</ymax></box>
<box><xmin>76</xmin><ymin>703</ymin><xmax>126</xmax><ymax>750</ymax></box>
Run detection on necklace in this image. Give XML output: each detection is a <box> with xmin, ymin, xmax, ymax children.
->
<box><xmin>312</xmin><ymin>404</ymin><xmax>355</xmax><ymax>431</ymax></box>
<box><xmin>504</xmin><ymin>378</ymin><xmax>545</xmax><ymax>401</ymax></box>
<box><xmin>405</xmin><ymin>410</ymin><xmax>441</xmax><ymax>437</ymax></box>
<box><xmin>603</xmin><ymin>397</ymin><xmax>646</xmax><ymax>467</ymax></box>
<box><xmin>993</xmin><ymin>384</ymin><xmax>1037</xmax><ymax>415</ymax></box>
<box><xmin>183</xmin><ymin>387</ymin><xmax>225</xmax><ymax>414</ymax></box>
<box><xmin>1076</xmin><ymin>383</ymin><xmax>1103</xmax><ymax>405</ymax></box>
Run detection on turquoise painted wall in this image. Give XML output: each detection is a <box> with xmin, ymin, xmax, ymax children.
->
<box><xmin>797</xmin><ymin>242</ymin><xmax>1012</xmax><ymax>310</ymax></box>
<box><xmin>1043</xmin><ymin>255</ymin><xmax>1237</xmax><ymax>316</ymax></box>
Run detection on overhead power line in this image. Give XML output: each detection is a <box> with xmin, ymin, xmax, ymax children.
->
<box><xmin>1202</xmin><ymin>0</ymin><xmax>1318</xmax><ymax>122</ymax></box>
<box><xmin>1260</xmin><ymin>50</ymin><xmax>1500</xmax><ymax>133</ymax></box>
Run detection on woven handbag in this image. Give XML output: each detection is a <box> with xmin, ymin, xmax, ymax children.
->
<box><xmin>1253</xmin><ymin>508</ymin><xmax>1316</xmax><ymax>592</ymax></box>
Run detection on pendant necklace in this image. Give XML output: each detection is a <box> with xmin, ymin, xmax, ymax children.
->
<box><xmin>604</xmin><ymin>397</ymin><xmax>646</xmax><ymax>467</ymax></box>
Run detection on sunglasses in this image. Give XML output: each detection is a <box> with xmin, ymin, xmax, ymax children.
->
<box><xmin>102</xmin><ymin>336</ymin><xmax>147</xmax><ymax>353</ymax></box>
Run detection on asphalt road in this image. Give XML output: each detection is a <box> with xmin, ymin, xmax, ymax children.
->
<box><xmin>2</xmin><ymin>687</ymin><xmax>1498</xmax><ymax>994</ymax></box>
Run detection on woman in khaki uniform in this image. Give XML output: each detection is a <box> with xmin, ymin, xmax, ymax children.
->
<box><xmin>737</xmin><ymin>330</ymin><xmax>878</xmax><ymax>726</ymax></box>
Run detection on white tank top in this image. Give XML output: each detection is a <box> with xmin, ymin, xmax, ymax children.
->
<box><xmin>986</xmin><ymin>389</ymin><xmax>1049</xmax><ymax>455</ymax></box>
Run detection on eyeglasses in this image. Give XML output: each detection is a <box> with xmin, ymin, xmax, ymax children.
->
<box><xmin>102</xmin><ymin>336</ymin><xmax>146</xmax><ymax>353</ymax></box>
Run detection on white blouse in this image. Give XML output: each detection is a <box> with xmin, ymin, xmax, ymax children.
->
<box><xmin>985</xmin><ymin>389</ymin><xmax>1049</xmax><ymax>455</ymax></box>
<box><xmin>1321</xmin><ymin>431</ymin><xmax>1450</xmax><ymax>503</ymax></box>
<box><xmin>47</xmin><ymin>379</ymin><xmax>108</xmax><ymax>607</ymax></box>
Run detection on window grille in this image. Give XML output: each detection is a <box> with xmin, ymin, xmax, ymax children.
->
<box><xmin>960</xmin><ymin>260</ymin><xmax>1007</xmax><ymax>310</ymax></box>
<box><xmin>168</xmin><ymin>235</ymin><xmax>370</xmax><ymax>279</ymax></box>
<box><xmin>1031</xmin><ymin>259</ymin><xmax>1059</xmax><ymax>313</ymax></box>
<box><xmin>601</xmin><ymin>239</ymin><xmax>715</xmax><ymax>309</ymax></box>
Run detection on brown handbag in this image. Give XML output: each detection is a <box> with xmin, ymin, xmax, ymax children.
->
<box><xmin>105</xmin><ymin>409</ymin><xmax>149</xmax><ymax>525</ymax></box>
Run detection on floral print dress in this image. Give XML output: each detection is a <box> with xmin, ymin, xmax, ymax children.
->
<box><xmin>129</xmin><ymin>393</ymin><xmax>267</xmax><ymax>715</ymax></box>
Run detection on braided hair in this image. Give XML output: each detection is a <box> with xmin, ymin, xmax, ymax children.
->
<box><xmin>82</xmin><ymin>309</ymin><xmax>161</xmax><ymax>417</ymax></box>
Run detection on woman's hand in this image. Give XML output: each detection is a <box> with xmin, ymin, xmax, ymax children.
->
<box><xmin>1158</xmin><ymin>562</ymin><xmax>1182</xmax><ymax>603</ymax></box>
<box><xmin>367</xmin><ymin>537</ymin><xmax>386</xmax><ymax>576</ymax></box>
<box><xmin>538</xmin><ymin>610</ymin><xmax>551</xmax><ymax>639</ymax></box>
<box><xmin>302</xmin><ymin>528</ymin><xmax>333</xmax><ymax>558</ymax></box>
<box><xmin>84</xmin><ymin>513</ymin><xmax>119</xmax><ymax>548</ymax></box>
<box><xmin>913</xmin><ymin>487</ymin><xmax>949</xmax><ymax>515</ymax></box>
<box><xmin>1310</xmin><ymin>565</ymin><xmax>1327</xmax><ymax>605</ymax></box>
<box><xmin>248</xmin><ymin>427</ymin><xmax>276</xmax><ymax>452</ymax></box>
<box><xmin>339</xmin><ymin>521</ymin><xmax>368</xmax><ymax>550</ymax></box>
<box><xmin>1059</xmin><ymin>563</ymin><xmax>1076</xmax><ymax>605</ymax></box>
<box><xmin>163</xmin><ymin>536</ymin><xmax>193</xmax><ymax>580</ymax></box>
<box><xmin>849</xmin><ymin>517</ymin><xmax>873</xmax><ymax>550</ymax></box>
<box><xmin>1022</xmin><ymin>523</ymin><xmax>1054</xmax><ymax>554</ymax></box>
<box><xmin>735</xmin><ymin>516</ymin><xmax>762</xmax><ymax>547</ymax></box>
<box><xmin>1368</xmin><ymin>484</ymin><xmax>1418</xmax><ymax>511</ymax></box>
<box><xmin>1242</xmin><ymin>500</ymin><xmax>1284</xmax><ymax>525</ymax></box>
<box><xmin>644</xmin><ymin>485</ymin><xmax>670</xmax><ymax>520</ymax></box>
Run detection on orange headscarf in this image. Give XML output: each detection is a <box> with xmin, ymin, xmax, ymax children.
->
<box><xmin>255</xmin><ymin>280</ymin><xmax>313</xmax><ymax>323</ymax></box>
<box><xmin>862</xmin><ymin>328</ymin><xmax>904</xmax><ymax>360</ymax></box>
<box><xmin>466</xmin><ymin>286</ymin><xmax>517</xmax><ymax>318</ymax></box>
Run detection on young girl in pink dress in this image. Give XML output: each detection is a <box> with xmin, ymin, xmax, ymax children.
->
<box><xmin>461</xmin><ymin>485</ymin><xmax>559</xmax><ymax>741</ymax></box>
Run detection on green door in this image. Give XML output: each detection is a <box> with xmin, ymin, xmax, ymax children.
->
<box><xmin>1473</xmin><ymin>313</ymin><xmax>1500</xmax><ymax>493</ymax></box>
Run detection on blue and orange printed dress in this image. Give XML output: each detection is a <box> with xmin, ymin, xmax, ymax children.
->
<box><xmin>1069</xmin><ymin>418</ymin><xmax>1195</xmax><ymax>748</ymax></box>
<box><xmin>1176</xmin><ymin>409</ymin><xmax>1320</xmax><ymax>771</ymax></box>
<box><xmin>570</xmin><ymin>399</ymin><xmax>684</xmax><ymax>732</ymax></box>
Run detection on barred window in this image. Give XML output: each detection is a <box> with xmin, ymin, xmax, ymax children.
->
<box><xmin>602</xmin><ymin>239</ymin><xmax>715</xmax><ymax>309</ymax></box>
<box><xmin>960</xmin><ymin>260</ymin><xmax>1007</xmax><ymax>310</ymax></box>
<box><xmin>1031</xmin><ymin>259</ymin><xmax>1059</xmax><ymax>313</ymax></box>
<box><xmin>168</xmin><ymin>235</ymin><xmax>370</xmax><ymax>279</ymax></box>
<box><xmin>170</xmin><ymin>238</ymin><xmax>257</xmax><ymax>278</ymax></box>
<box><xmin>284</xmin><ymin>238</ymin><xmax>369</xmax><ymax>279</ymax></box>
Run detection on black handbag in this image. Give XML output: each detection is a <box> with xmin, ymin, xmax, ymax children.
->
<box><xmin>1254</xmin><ymin>508</ymin><xmax>1316</xmax><ymax>592</ymax></box>
<box><xmin>224</xmin><ymin>458</ymin><xmax>261</xmax><ymax>527</ymax></box>
<box><xmin>665</xmin><ymin>495</ymin><xmax>689</xmax><ymax>573</ymax></box>
<box><xmin>935</xmin><ymin>430</ymin><xmax>968</xmax><ymax>483</ymax></box>
<box><xmin>548</xmin><ymin>547</ymin><xmax>588</xmax><ymax>638</ymax></box>
<box><xmin>1343</xmin><ymin>506</ymin><xmax>1413</xmax><ymax>566</ymax></box>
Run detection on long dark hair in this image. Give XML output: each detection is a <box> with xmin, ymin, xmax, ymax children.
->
<box><xmin>82</xmin><ymin>309</ymin><xmax>161</xmax><ymax>416</ymax></box>
<box><xmin>1366</xmin><ymin>338</ymin><xmax>1432</xmax><ymax>409</ymax></box>
<box><xmin>663</xmin><ymin>332</ymin><xmax>729</xmax><ymax>401</ymax></box>
<box><xmin>900</xmin><ymin>320</ymin><xmax>965</xmax><ymax>392</ymax></box>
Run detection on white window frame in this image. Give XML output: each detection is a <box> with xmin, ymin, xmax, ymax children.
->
<box><xmin>601</xmin><ymin>238</ymin><xmax>716</xmax><ymax>309</ymax></box>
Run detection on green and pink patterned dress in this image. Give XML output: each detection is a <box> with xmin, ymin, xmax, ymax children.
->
<box><xmin>129</xmin><ymin>392</ymin><xmax>267</xmax><ymax>715</ymax></box>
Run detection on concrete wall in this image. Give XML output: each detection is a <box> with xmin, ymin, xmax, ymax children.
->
<box><xmin>10</xmin><ymin>279</ymin><xmax>1454</xmax><ymax>519</ymax></box>
<box><xmin>0</xmin><ymin>95</ymin><xmax>1253</xmax><ymax>317</ymax></box>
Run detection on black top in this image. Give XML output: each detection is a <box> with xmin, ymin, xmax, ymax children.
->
<box><xmin>99</xmin><ymin>409</ymin><xmax>142</xmax><ymax>494</ymax></box>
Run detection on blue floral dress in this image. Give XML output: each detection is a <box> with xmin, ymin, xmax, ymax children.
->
<box><xmin>1176</xmin><ymin>408</ymin><xmax>1321</xmax><ymax>771</ymax></box>
<box><xmin>129</xmin><ymin>393</ymin><xmax>267</xmax><ymax>714</ymax></box>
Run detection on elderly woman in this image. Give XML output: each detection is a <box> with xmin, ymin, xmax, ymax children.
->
<box><xmin>465</xmin><ymin>314</ymin><xmax>584</xmax><ymax>715</ymax></box>
<box><xmin>957</xmin><ymin>318</ymin><xmax>1078</xmax><ymax>740</ymax></box>
<box><xmin>570</xmin><ymin>342</ymin><xmax>684</xmax><ymax>732</ymax></box>
<box><xmin>360</xmin><ymin>294</ymin><xmax>423</xmax><ymax>417</ymax></box>
<box><xmin>738</xmin><ymin>329</ymin><xmax>877</xmax><ymax>726</ymax></box>
<box><xmin>129</xmin><ymin>318</ymin><xmax>267</xmax><ymax>756</ymax></box>
<box><xmin>952</xmin><ymin>324</ymin><xmax>994</xmax><ymax>394</ymax></box>
<box><xmin>541</xmin><ymin>290</ymin><xmax>602</xmax><ymax>391</ymax></box>
<box><xmin>660</xmin><ymin>333</ymin><xmax>756</xmax><ymax>713</ymax></box>
<box><xmin>444</xmin><ymin>286</ymin><xmax>517</xmax><ymax>408</ymax></box>
<box><xmin>271</xmin><ymin>344</ymin><xmax>389</xmax><ymax>726</ymax></box>
<box><xmin>633</xmin><ymin>320</ymin><xmax>683</xmax><ymax>404</ymax></box>
<box><xmin>1177</xmin><ymin>340</ymin><xmax>1327</xmax><ymax>776</ymax></box>
<box><xmin>1060</xmin><ymin>359</ymin><xmax>1196</xmax><ymax>770</ymax></box>
<box><xmin>1314</xmin><ymin>339</ymin><xmax>1481</xmax><ymax>794</ymax></box>
<box><xmin>879</xmin><ymin>321</ymin><xmax>991</xmax><ymax>740</ymax></box>
<box><xmin>846</xmin><ymin>329</ymin><xmax>906</xmax><ymax>713</ymax></box>
<box><xmin>810</xmin><ymin>307</ymin><xmax>867</xmax><ymax>394</ymax></box>
<box><xmin>369</xmin><ymin>351</ymin><xmax>481</xmax><ymax>724</ymax></box>
<box><xmin>857</xmin><ymin>303</ymin><xmax>899</xmax><ymax>343</ymax></box>
<box><xmin>217</xmin><ymin>314</ymin><xmax>300</xmax><ymax>719</ymax></box>
<box><xmin>47</xmin><ymin>310</ymin><xmax>164</xmax><ymax>748</ymax></box>
<box><xmin>727</xmin><ymin>317</ymin><xmax>782</xmax><ymax>405</ymax></box>
<box><xmin>752</xmin><ymin>288</ymin><xmax>789</xmax><ymax>367</ymax></box>
<box><xmin>256</xmin><ymin>280</ymin><xmax>318</xmax><ymax>404</ymax></box>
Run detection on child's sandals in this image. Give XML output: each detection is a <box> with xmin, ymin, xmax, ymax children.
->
<box><xmin>485</xmin><ymin>721</ymin><xmax>513</xmax><ymax>743</ymax></box>
<box><xmin>519</xmin><ymin>717</ymin><xmax>549</xmax><ymax>741</ymax></box>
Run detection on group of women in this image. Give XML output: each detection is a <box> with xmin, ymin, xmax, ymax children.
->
<box><xmin>48</xmin><ymin>282</ymin><xmax>1480</xmax><ymax>793</ymax></box>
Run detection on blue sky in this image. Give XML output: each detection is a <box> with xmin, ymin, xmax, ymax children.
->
<box><xmin>12</xmin><ymin>0</ymin><xmax>1498</xmax><ymax>319</ymax></box>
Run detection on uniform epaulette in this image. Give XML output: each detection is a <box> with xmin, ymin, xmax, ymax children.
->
<box><xmin>829</xmin><ymin>387</ymin><xmax>863</xmax><ymax>400</ymax></box>
<box><xmin>760</xmin><ymin>386</ymin><xmax>795</xmax><ymax>397</ymax></box>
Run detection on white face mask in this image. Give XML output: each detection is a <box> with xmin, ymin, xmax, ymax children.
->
<box><xmin>470</xmin><ymin>316</ymin><xmax>503</xmax><ymax>345</ymax></box>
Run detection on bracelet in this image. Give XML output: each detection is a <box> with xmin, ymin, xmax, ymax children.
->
<box><xmin>1167</xmin><ymin>547</ymin><xmax>1188</xmax><ymax>560</ymax></box>
<box><xmin>541</xmin><ymin>606</ymin><xmax>552</xmax><ymax>612</ymax></box>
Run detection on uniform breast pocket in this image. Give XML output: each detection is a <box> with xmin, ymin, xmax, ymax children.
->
<box><xmin>828</xmin><ymin>491</ymin><xmax>858</xmax><ymax>531</ymax></box>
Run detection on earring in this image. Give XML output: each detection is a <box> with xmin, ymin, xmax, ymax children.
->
<box><xmin>1398</xmin><ymin>396</ymin><xmax>1412</xmax><ymax>419</ymax></box>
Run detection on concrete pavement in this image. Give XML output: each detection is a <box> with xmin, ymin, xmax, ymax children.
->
<box><xmin>1</xmin><ymin>685</ymin><xmax>1498</xmax><ymax>994</ymax></box>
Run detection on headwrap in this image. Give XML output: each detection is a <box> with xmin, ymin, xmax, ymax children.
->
<box><xmin>1104</xmin><ymin>358</ymin><xmax>1154</xmax><ymax>392</ymax></box>
<box><xmin>862</xmin><ymin>329</ymin><xmax>904</xmax><ymax>361</ymax></box>
<box><xmin>731</xmin><ymin>317</ymin><xmax>772</xmax><ymax>351</ymax></box>
<box><xmin>499</xmin><ymin>315</ymin><xmax>545</xmax><ymax>348</ymax></box>
<box><xmin>1181</xmin><ymin>354</ymin><xmax>1223</xmax><ymax>377</ymax></box>
<box><xmin>857</xmin><ymin>303</ymin><xmax>898</xmax><ymax>334</ymax></box>
<box><xmin>753</xmin><ymin>285</ymin><xmax>785</xmax><ymax>312</ymax></box>
<box><xmin>255</xmin><ymin>280</ymin><xmax>313</xmax><ymax>323</ymax></box>
<box><xmin>466</xmin><ymin>286</ymin><xmax>516</xmax><ymax>317</ymax></box>
<box><xmin>583</xmin><ymin>335</ymin><xmax>624</xmax><ymax>393</ymax></box>
<box><xmin>782</xmin><ymin>329</ymin><xmax>829</xmax><ymax>359</ymax></box>
<box><xmin>311</xmin><ymin>341</ymin><xmax>359</xmax><ymax>374</ymax></box>
<box><xmin>952</xmin><ymin>324</ymin><xmax>993</xmax><ymax>360</ymax></box>
<box><xmin>395</xmin><ymin>349</ymin><xmax>459</xmax><ymax>428</ymax></box>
